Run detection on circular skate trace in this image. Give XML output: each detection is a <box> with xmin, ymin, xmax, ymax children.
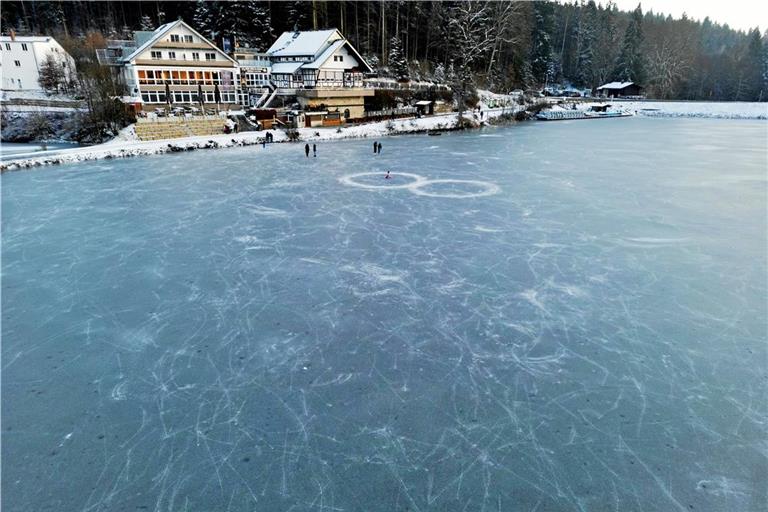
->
<box><xmin>338</xmin><ymin>172</ymin><xmax>427</xmax><ymax>190</ymax></box>
<box><xmin>409</xmin><ymin>179</ymin><xmax>500</xmax><ymax>199</ymax></box>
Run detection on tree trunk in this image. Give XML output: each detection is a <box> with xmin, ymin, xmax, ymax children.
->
<box><xmin>380</xmin><ymin>1</ymin><xmax>386</xmax><ymax>65</ymax></box>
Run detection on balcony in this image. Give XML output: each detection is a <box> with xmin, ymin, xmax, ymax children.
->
<box><xmin>134</xmin><ymin>59</ymin><xmax>235</xmax><ymax>68</ymax></box>
<box><xmin>152</xmin><ymin>41</ymin><xmax>212</xmax><ymax>49</ymax></box>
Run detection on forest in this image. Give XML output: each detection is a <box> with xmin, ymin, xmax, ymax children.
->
<box><xmin>1</xmin><ymin>0</ymin><xmax>766</xmax><ymax>101</ymax></box>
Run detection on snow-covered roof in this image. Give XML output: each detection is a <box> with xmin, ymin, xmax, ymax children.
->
<box><xmin>597</xmin><ymin>81</ymin><xmax>635</xmax><ymax>90</ymax></box>
<box><xmin>302</xmin><ymin>40</ymin><xmax>345</xmax><ymax>69</ymax></box>
<box><xmin>267</xmin><ymin>29</ymin><xmax>341</xmax><ymax>57</ymax></box>
<box><xmin>122</xmin><ymin>20</ymin><xmax>236</xmax><ymax>64</ymax></box>
<box><xmin>0</xmin><ymin>35</ymin><xmax>61</xmax><ymax>44</ymax></box>
<box><xmin>270</xmin><ymin>62</ymin><xmax>303</xmax><ymax>74</ymax></box>
<box><xmin>415</xmin><ymin>100</ymin><xmax>433</xmax><ymax>105</ymax></box>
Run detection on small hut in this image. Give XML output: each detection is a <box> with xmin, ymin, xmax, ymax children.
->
<box><xmin>595</xmin><ymin>82</ymin><xmax>643</xmax><ymax>98</ymax></box>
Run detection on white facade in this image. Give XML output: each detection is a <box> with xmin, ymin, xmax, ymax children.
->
<box><xmin>120</xmin><ymin>20</ymin><xmax>240</xmax><ymax>108</ymax></box>
<box><xmin>0</xmin><ymin>36</ymin><xmax>76</xmax><ymax>91</ymax></box>
<box><xmin>265</xmin><ymin>30</ymin><xmax>372</xmax><ymax>89</ymax></box>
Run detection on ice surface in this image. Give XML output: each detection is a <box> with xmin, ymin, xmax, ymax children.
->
<box><xmin>2</xmin><ymin>118</ymin><xmax>766</xmax><ymax>511</ymax></box>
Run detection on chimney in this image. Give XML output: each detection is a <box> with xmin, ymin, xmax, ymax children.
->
<box><xmin>10</xmin><ymin>29</ymin><xmax>16</xmax><ymax>41</ymax></box>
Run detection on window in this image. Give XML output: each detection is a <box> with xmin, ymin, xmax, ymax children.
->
<box><xmin>192</xmin><ymin>52</ymin><xmax>200</xmax><ymax>61</ymax></box>
<box><xmin>184</xmin><ymin>35</ymin><xmax>193</xmax><ymax>43</ymax></box>
<box><xmin>151</xmin><ymin>51</ymin><xmax>162</xmax><ymax>59</ymax></box>
<box><xmin>14</xmin><ymin>60</ymin><xmax>21</xmax><ymax>67</ymax></box>
<box><xmin>168</xmin><ymin>51</ymin><xmax>176</xmax><ymax>60</ymax></box>
<box><xmin>205</xmin><ymin>52</ymin><xmax>216</xmax><ymax>61</ymax></box>
<box><xmin>170</xmin><ymin>34</ymin><xmax>180</xmax><ymax>42</ymax></box>
<box><xmin>5</xmin><ymin>43</ymin><xmax>10</xmax><ymax>50</ymax></box>
<box><xmin>21</xmin><ymin>43</ymin><xmax>28</xmax><ymax>51</ymax></box>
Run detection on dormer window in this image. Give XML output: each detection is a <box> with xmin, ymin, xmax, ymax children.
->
<box><xmin>170</xmin><ymin>34</ymin><xmax>180</xmax><ymax>42</ymax></box>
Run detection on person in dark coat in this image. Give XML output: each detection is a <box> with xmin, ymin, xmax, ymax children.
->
<box><xmin>313</xmin><ymin>143</ymin><xmax>317</xmax><ymax>157</ymax></box>
<box><xmin>373</xmin><ymin>141</ymin><xmax>378</xmax><ymax>154</ymax></box>
<box><xmin>305</xmin><ymin>144</ymin><xmax>310</xmax><ymax>157</ymax></box>
<box><xmin>377</xmin><ymin>142</ymin><xmax>382</xmax><ymax>154</ymax></box>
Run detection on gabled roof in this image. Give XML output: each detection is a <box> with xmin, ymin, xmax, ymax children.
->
<box><xmin>302</xmin><ymin>39</ymin><xmax>373</xmax><ymax>73</ymax></box>
<box><xmin>270</xmin><ymin>62</ymin><xmax>303</xmax><ymax>74</ymax></box>
<box><xmin>122</xmin><ymin>19</ymin><xmax>236</xmax><ymax>64</ymax></box>
<box><xmin>267</xmin><ymin>29</ymin><xmax>341</xmax><ymax>57</ymax></box>
<box><xmin>0</xmin><ymin>36</ymin><xmax>57</xmax><ymax>43</ymax></box>
<box><xmin>302</xmin><ymin>40</ymin><xmax>345</xmax><ymax>69</ymax></box>
<box><xmin>597</xmin><ymin>81</ymin><xmax>635</xmax><ymax>90</ymax></box>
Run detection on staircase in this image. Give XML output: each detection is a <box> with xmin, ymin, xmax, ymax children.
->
<box><xmin>134</xmin><ymin>118</ymin><xmax>225</xmax><ymax>141</ymax></box>
<box><xmin>262</xmin><ymin>86</ymin><xmax>280</xmax><ymax>108</ymax></box>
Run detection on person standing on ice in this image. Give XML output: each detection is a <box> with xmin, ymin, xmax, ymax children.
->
<box><xmin>377</xmin><ymin>142</ymin><xmax>382</xmax><ymax>154</ymax></box>
<box><xmin>313</xmin><ymin>144</ymin><xmax>317</xmax><ymax>157</ymax></box>
<box><xmin>373</xmin><ymin>141</ymin><xmax>378</xmax><ymax>154</ymax></box>
<box><xmin>305</xmin><ymin>144</ymin><xmax>310</xmax><ymax>157</ymax></box>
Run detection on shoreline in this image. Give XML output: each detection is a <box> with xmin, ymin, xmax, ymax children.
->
<box><xmin>0</xmin><ymin>107</ymin><xmax>518</xmax><ymax>172</ymax></box>
<box><xmin>2</xmin><ymin>100</ymin><xmax>766</xmax><ymax>172</ymax></box>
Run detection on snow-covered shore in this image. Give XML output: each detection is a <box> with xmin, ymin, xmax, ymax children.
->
<box><xmin>0</xmin><ymin>107</ymin><xmax>517</xmax><ymax>172</ymax></box>
<box><xmin>550</xmin><ymin>99</ymin><xmax>767</xmax><ymax>119</ymax></box>
<box><xmin>3</xmin><ymin>99</ymin><xmax>765</xmax><ymax>172</ymax></box>
<box><xmin>615</xmin><ymin>100</ymin><xmax>767</xmax><ymax>119</ymax></box>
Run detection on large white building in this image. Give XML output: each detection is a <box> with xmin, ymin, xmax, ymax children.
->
<box><xmin>0</xmin><ymin>35</ymin><xmax>76</xmax><ymax>91</ymax></box>
<box><xmin>106</xmin><ymin>19</ymin><xmax>240</xmax><ymax>109</ymax></box>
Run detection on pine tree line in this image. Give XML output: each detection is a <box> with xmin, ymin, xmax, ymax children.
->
<box><xmin>1</xmin><ymin>1</ymin><xmax>765</xmax><ymax>101</ymax></box>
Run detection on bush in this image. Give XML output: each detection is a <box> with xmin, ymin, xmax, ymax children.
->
<box><xmin>284</xmin><ymin>128</ymin><xmax>300</xmax><ymax>141</ymax></box>
<box><xmin>27</xmin><ymin>113</ymin><xmax>54</xmax><ymax>140</ymax></box>
<box><xmin>526</xmin><ymin>100</ymin><xmax>550</xmax><ymax>115</ymax></box>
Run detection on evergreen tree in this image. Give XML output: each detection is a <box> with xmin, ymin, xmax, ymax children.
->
<box><xmin>594</xmin><ymin>2</ymin><xmax>619</xmax><ymax>85</ymax></box>
<box><xmin>36</xmin><ymin>2</ymin><xmax>66</xmax><ymax>33</ymax></box>
<box><xmin>38</xmin><ymin>55</ymin><xmax>64</xmax><ymax>93</ymax></box>
<box><xmin>736</xmin><ymin>29</ymin><xmax>765</xmax><ymax>100</ymax></box>
<box><xmin>531</xmin><ymin>8</ymin><xmax>555</xmax><ymax>84</ymax></box>
<box><xmin>388</xmin><ymin>35</ymin><xmax>409</xmax><ymax>81</ymax></box>
<box><xmin>446</xmin><ymin>61</ymin><xmax>458</xmax><ymax>85</ymax></box>
<box><xmin>248</xmin><ymin>2</ymin><xmax>275</xmax><ymax>51</ymax></box>
<box><xmin>763</xmin><ymin>30</ymin><xmax>768</xmax><ymax>99</ymax></box>
<box><xmin>140</xmin><ymin>15</ymin><xmax>154</xmax><ymax>31</ymax></box>
<box><xmin>287</xmin><ymin>1</ymin><xmax>307</xmax><ymax>31</ymax></box>
<box><xmin>529</xmin><ymin>1</ymin><xmax>556</xmax><ymax>85</ymax></box>
<box><xmin>613</xmin><ymin>3</ymin><xmax>646</xmax><ymax>84</ymax></box>
<box><xmin>193</xmin><ymin>0</ymin><xmax>218</xmax><ymax>40</ymax></box>
<box><xmin>575</xmin><ymin>1</ymin><xmax>598</xmax><ymax>87</ymax></box>
<box><xmin>217</xmin><ymin>1</ymin><xmax>260</xmax><ymax>48</ymax></box>
<box><xmin>433</xmin><ymin>62</ymin><xmax>446</xmax><ymax>84</ymax></box>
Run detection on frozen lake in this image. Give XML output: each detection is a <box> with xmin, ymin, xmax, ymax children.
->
<box><xmin>2</xmin><ymin>118</ymin><xmax>766</xmax><ymax>511</ymax></box>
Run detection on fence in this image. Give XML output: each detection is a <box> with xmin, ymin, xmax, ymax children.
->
<box><xmin>365</xmin><ymin>107</ymin><xmax>418</xmax><ymax>118</ymax></box>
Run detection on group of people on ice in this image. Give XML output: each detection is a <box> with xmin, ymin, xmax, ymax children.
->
<box><xmin>300</xmin><ymin>139</ymin><xmax>390</xmax><ymax>179</ymax></box>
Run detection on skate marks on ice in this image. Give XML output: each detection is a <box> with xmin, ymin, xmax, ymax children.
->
<box><xmin>338</xmin><ymin>172</ymin><xmax>500</xmax><ymax>199</ymax></box>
